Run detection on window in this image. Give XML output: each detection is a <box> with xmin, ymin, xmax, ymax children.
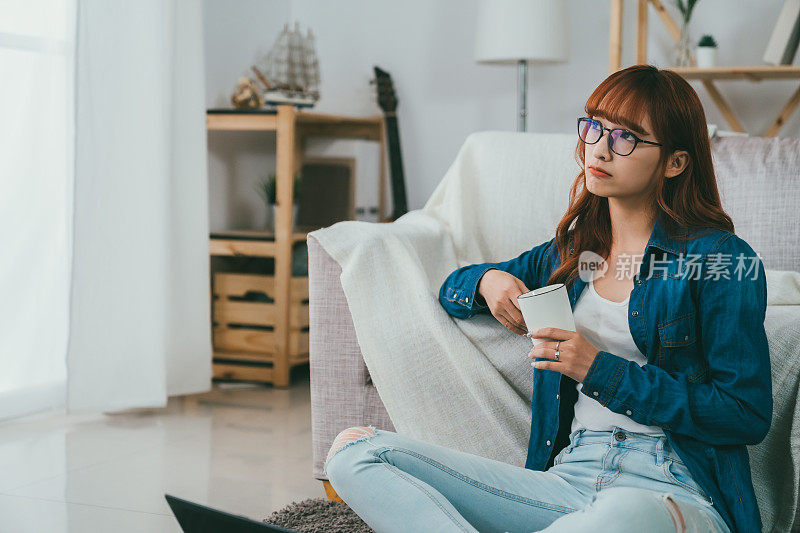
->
<box><xmin>0</xmin><ymin>0</ymin><xmax>76</xmax><ymax>420</ymax></box>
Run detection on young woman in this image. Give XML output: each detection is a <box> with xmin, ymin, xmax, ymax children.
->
<box><xmin>322</xmin><ymin>64</ymin><xmax>771</xmax><ymax>533</ymax></box>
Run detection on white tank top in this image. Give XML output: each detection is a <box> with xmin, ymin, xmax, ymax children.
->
<box><xmin>570</xmin><ymin>277</ymin><xmax>666</xmax><ymax>436</ymax></box>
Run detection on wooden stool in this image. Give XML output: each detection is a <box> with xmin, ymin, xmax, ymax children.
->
<box><xmin>322</xmin><ymin>480</ymin><xmax>344</xmax><ymax>502</ymax></box>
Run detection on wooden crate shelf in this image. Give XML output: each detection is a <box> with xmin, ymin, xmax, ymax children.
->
<box><xmin>211</xmin><ymin>272</ymin><xmax>309</xmax><ymax>382</ymax></box>
<box><xmin>211</xmin><ymin>357</ymin><xmax>276</xmax><ymax>383</ymax></box>
<box><xmin>213</xmin><ymin>301</ymin><xmax>309</xmax><ymax>328</ymax></box>
<box><xmin>214</xmin><ymin>272</ymin><xmax>309</xmax><ymax>302</ymax></box>
<box><xmin>212</xmin><ymin>327</ymin><xmax>309</xmax><ymax>356</ymax></box>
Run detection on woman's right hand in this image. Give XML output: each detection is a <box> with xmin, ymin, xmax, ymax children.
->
<box><xmin>477</xmin><ymin>269</ymin><xmax>530</xmax><ymax>336</ymax></box>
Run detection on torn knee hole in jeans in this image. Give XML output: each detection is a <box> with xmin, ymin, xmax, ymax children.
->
<box><xmin>324</xmin><ymin>425</ymin><xmax>378</xmax><ymax>469</ymax></box>
<box><xmin>662</xmin><ymin>493</ymin><xmax>686</xmax><ymax>533</ymax></box>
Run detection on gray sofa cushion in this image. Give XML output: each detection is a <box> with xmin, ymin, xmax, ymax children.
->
<box><xmin>711</xmin><ymin>136</ymin><xmax>800</xmax><ymax>271</ymax></box>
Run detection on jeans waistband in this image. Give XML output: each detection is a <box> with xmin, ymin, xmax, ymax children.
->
<box><xmin>570</xmin><ymin>427</ymin><xmax>682</xmax><ymax>464</ymax></box>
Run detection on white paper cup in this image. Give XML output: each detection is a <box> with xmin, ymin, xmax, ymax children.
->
<box><xmin>517</xmin><ymin>283</ymin><xmax>576</xmax><ymax>346</ymax></box>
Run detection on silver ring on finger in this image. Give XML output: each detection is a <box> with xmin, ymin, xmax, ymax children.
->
<box><xmin>554</xmin><ymin>340</ymin><xmax>560</xmax><ymax>361</ymax></box>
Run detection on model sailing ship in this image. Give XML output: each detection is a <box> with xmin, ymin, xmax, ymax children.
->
<box><xmin>251</xmin><ymin>22</ymin><xmax>320</xmax><ymax>108</ymax></box>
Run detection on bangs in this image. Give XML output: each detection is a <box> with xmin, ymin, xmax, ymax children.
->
<box><xmin>585</xmin><ymin>79</ymin><xmax>654</xmax><ymax>136</ymax></box>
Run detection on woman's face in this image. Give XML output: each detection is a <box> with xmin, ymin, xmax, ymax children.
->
<box><xmin>583</xmin><ymin>114</ymin><xmax>687</xmax><ymax>204</ymax></box>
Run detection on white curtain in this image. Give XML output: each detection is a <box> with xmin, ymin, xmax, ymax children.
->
<box><xmin>67</xmin><ymin>0</ymin><xmax>211</xmax><ymax>412</ymax></box>
<box><xmin>0</xmin><ymin>0</ymin><xmax>76</xmax><ymax>421</ymax></box>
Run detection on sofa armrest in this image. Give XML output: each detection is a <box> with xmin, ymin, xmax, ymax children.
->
<box><xmin>307</xmin><ymin>234</ymin><xmax>395</xmax><ymax>481</ymax></box>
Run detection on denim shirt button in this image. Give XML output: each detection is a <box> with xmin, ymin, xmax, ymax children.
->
<box><xmin>593</xmin><ymin>391</ymin><xmax>599</xmax><ymax>397</ymax></box>
<box><xmin>626</xmin><ymin>409</ymin><xmax>632</xmax><ymax>415</ymax></box>
<box><xmin>636</xmin><ymin>279</ymin><xmax>643</xmax><ymax>285</ymax></box>
<box><xmin>465</xmin><ymin>297</ymin><xmax>469</xmax><ymax>302</ymax></box>
<box><xmin>546</xmin><ymin>440</ymin><xmax>551</xmax><ymax>446</ymax></box>
<box><xmin>631</xmin><ymin>310</ymin><xmax>639</xmax><ymax>317</ymax></box>
<box><xmin>556</xmin><ymin>394</ymin><xmax>559</xmax><ymax>399</ymax></box>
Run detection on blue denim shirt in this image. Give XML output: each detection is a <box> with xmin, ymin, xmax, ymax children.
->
<box><xmin>438</xmin><ymin>216</ymin><xmax>772</xmax><ymax>533</ymax></box>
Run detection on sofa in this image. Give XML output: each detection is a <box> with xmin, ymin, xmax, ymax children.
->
<box><xmin>307</xmin><ymin>131</ymin><xmax>800</xmax><ymax>531</ymax></box>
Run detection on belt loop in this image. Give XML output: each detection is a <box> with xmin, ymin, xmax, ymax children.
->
<box><xmin>571</xmin><ymin>429</ymin><xmax>584</xmax><ymax>451</ymax></box>
<box><xmin>656</xmin><ymin>437</ymin><xmax>666</xmax><ymax>465</ymax></box>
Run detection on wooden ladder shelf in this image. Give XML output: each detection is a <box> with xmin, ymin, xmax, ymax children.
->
<box><xmin>610</xmin><ymin>0</ymin><xmax>800</xmax><ymax>137</ymax></box>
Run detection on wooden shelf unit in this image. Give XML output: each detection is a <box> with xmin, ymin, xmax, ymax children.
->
<box><xmin>207</xmin><ymin>106</ymin><xmax>387</xmax><ymax>387</ymax></box>
<box><xmin>610</xmin><ymin>0</ymin><xmax>800</xmax><ymax>137</ymax></box>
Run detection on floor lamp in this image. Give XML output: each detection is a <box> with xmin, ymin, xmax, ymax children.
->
<box><xmin>474</xmin><ymin>0</ymin><xmax>569</xmax><ymax>132</ymax></box>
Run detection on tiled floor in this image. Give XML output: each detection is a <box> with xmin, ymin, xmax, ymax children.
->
<box><xmin>0</xmin><ymin>365</ymin><xmax>324</xmax><ymax>532</ymax></box>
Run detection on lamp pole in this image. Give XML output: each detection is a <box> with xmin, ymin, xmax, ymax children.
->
<box><xmin>517</xmin><ymin>59</ymin><xmax>528</xmax><ymax>132</ymax></box>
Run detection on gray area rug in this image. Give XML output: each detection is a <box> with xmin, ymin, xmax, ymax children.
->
<box><xmin>264</xmin><ymin>497</ymin><xmax>374</xmax><ymax>532</ymax></box>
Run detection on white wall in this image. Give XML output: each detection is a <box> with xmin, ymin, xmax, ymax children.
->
<box><xmin>204</xmin><ymin>0</ymin><xmax>798</xmax><ymax>227</ymax></box>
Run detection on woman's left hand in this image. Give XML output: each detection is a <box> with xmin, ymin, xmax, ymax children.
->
<box><xmin>526</xmin><ymin>327</ymin><xmax>601</xmax><ymax>383</ymax></box>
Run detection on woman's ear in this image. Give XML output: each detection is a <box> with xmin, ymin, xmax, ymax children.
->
<box><xmin>664</xmin><ymin>150</ymin><xmax>690</xmax><ymax>179</ymax></box>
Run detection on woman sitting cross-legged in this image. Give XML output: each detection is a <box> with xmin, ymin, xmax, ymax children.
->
<box><xmin>324</xmin><ymin>64</ymin><xmax>770</xmax><ymax>533</ymax></box>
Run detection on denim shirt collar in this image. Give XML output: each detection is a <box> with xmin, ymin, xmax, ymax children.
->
<box><xmin>646</xmin><ymin>215</ymin><xmax>688</xmax><ymax>258</ymax></box>
<box><xmin>566</xmin><ymin>215</ymin><xmax>687</xmax><ymax>306</ymax></box>
<box><xmin>566</xmin><ymin>215</ymin><xmax>687</xmax><ymax>260</ymax></box>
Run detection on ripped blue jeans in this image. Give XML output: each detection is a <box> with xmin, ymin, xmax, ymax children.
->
<box><xmin>324</xmin><ymin>425</ymin><xmax>730</xmax><ymax>533</ymax></box>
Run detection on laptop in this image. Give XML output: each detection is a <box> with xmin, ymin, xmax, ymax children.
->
<box><xmin>165</xmin><ymin>494</ymin><xmax>300</xmax><ymax>532</ymax></box>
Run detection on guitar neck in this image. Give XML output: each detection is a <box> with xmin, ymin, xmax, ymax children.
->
<box><xmin>383</xmin><ymin>114</ymin><xmax>408</xmax><ymax>219</ymax></box>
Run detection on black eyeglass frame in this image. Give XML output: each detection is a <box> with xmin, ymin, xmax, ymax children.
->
<box><xmin>577</xmin><ymin>117</ymin><xmax>663</xmax><ymax>156</ymax></box>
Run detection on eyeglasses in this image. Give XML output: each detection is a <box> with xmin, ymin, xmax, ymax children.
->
<box><xmin>577</xmin><ymin>117</ymin><xmax>662</xmax><ymax>156</ymax></box>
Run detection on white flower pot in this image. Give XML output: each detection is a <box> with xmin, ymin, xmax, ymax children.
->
<box><xmin>266</xmin><ymin>204</ymin><xmax>298</xmax><ymax>232</ymax></box>
<box><xmin>696</xmin><ymin>47</ymin><xmax>717</xmax><ymax>68</ymax></box>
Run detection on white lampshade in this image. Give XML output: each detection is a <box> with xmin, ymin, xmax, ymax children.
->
<box><xmin>474</xmin><ymin>0</ymin><xmax>569</xmax><ymax>64</ymax></box>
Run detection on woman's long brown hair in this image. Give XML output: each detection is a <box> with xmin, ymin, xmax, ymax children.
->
<box><xmin>546</xmin><ymin>64</ymin><xmax>734</xmax><ymax>290</ymax></box>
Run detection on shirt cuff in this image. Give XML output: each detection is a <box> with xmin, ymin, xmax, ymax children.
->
<box><xmin>461</xmin><ymin>266</ymin><xmax>495</xmax><ymax>311</ymax></box>
<box><xmin>580</xmin><ymin>350</ymin><xmax>627</xmax><ymax>407</ymax></box>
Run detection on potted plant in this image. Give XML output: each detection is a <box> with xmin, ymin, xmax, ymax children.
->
<box><xmin>696</xmin><ymin>34</ymin><xmax>717</xmax><ymax>68</ymax></box>
<box><xmin>256</xmin><ymin>173</ymin><xmax>303</xmax><ymax>232</ymax></box>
